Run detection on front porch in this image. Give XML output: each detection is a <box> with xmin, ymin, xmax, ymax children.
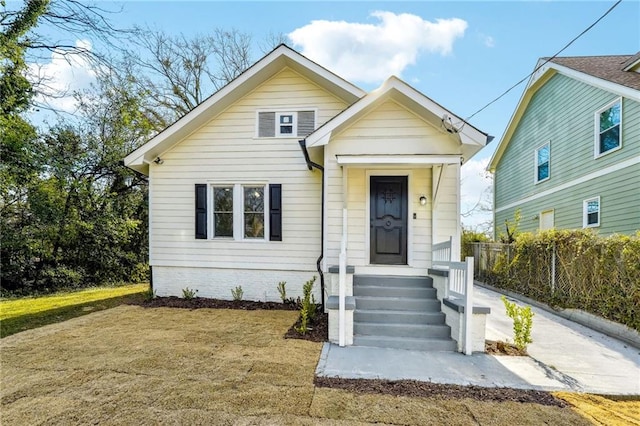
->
<box><xmin>325</xmin><ymin>252</ymin><xmax>490</xmax><ymax>355</ymax></box>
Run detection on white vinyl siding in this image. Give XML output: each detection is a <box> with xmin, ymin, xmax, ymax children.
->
<box><xmin>595</xmin><ymin>98</ymin><xmax>622</xmax><ymax>157</ymax></box>
<box><xmin>324</xmin><ymin>99</ymin><xmax>461</xmax><ymax>270</ymax></box>
<box><xmin>583</xmin><ymin>196</ymin><xmax>600</xmax><ymax>228</ymax></box>
<box><xmin>149</xmin><ymin>67</ymin><xmax>348</xmax><ymax>271</ymax></box>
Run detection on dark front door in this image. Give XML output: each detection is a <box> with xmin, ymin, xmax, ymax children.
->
<box><xmin>370</xmin><ymin>176</ymin><xmax>408</xmax><ymax>265</ymax></box>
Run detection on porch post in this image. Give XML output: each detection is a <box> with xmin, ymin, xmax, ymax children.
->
<box><xmin>431</xmin><ymin>166</ymin><xmax>441</xmax><ymax>260</ymax></box>
<box><xmin>453</xmin><ymin>160</ymin><xmax>462</xmax><ymax>262</ymax></box>
<box><xmin>339</xmin><ymin>209</ymin><xmax>347</xmax><ymax>347</ymax></box>
<box><xmin>338</xmin><ymin>167</ymin><xmax>348</xmax><ymax>347</ymax></box>
<box><xmin>463</xmin><ymin>256</ymin><xmax>474</xmax><ymax>355</ymax></box>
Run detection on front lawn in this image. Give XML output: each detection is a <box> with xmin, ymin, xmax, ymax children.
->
<box><xmin>0</xmin><ymin>305</ymin><xmax>595</xmax><ymax>425</ymax></box>
<box><xmin>0</xmin><ymin>284</ymin><xmax>148</xmax><ymax>337</ymax></box>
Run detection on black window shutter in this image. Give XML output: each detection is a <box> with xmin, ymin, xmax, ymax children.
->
<box><xmin>195</xmin><ymin>184</ymin><xmax>207</xmax><ymax>239</ymax></box>
<box><xmin>269</xmin><ymin>184</ymin><xmax>282</xmax><ymax>241</ymax></box>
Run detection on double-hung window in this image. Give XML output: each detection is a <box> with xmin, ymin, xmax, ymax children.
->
<box><xmin>243</xmin><ymin>186</ymin><xmax>264</xmax><ymax>238</ymax></box>
<box><xmin>213</xmin><ymin>187</ymin><xmax>233</xmax><ymax>237</ymax></box>
<box><xmin>195</xmin><ymin>183</ymin><xmax>282</xmax><ymax>241</ymax></box>
<box><xmin>535</xmin><ymin>142</ymin><xmax>550</xmax><ymax>183</ymax></box>
<box><xmin>583</xmin><ymin>197</ymin><xmax>600</xmax><ymax>228</ymax></box>
<box><xmin>595</xmin><ymin>99</ymin><xmax>621</xmax><ymax>157</ymax></box>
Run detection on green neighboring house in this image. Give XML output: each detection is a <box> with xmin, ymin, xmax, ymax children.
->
<box><xmin>489</xmin><ymin>53</ymin><xmax>640</xmax><ymax>237</ymax></box>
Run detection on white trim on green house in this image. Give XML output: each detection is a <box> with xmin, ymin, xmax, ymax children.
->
<box><xmin>495</xmin><ymin>155</ymin><xmax>640</xmax><ymax>213</ymax></box>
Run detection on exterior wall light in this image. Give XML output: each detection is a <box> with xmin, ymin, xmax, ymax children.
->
<box><xmin>419</xmin><ymin>195</ymin><xmax>427</xmax><ymax>206</ymax></box>
<box><xmin>154</xmin><ymin>157</ymin><xmax>164</xmax><ymax>165</ymax></box>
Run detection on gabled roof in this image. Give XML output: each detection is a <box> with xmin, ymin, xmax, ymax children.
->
<box><xmin>124</xmin><ymin>44</ymin><xmax>365</xmax><ymax>174</ymax></box>
<box><xmin>549</xmin><ymin>54</ymin><xmax>640</xmax><ymax>90</ymax></box>
<box><xmin>488</xmin><ymin>53</ymin><xmax>640</xmax><ymax>172</ymax></box>
<box><xmin>305</xmin><ymin>76</ymin><xmax>490</xmax><ymax>163</ymax></box>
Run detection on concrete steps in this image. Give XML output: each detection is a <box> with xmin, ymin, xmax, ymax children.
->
<box><xmin>353</xmin><ymin>275</ymin><xmax>456</xmax><ymax>352</ymax></box>
<box><xmin>353</xmin><ymin>335</ymin><xmax>457</xmax><ymax>352</ymax></box>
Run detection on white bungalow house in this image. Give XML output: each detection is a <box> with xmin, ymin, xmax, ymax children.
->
<box><xmin>125</xmin><ymin>45</ymin><xmax>491</xmax><ymax>353</ymax></box>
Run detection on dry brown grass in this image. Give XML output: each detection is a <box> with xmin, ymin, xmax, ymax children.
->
<box><xmin>1</xmin><ymin>305</ymin><xmax>593</xmax><ymax>425</ymax></box>
<box><xmin>554</xmin><ymin>392</ymin><xmax>640</xmax><ymax>425</ymax></box>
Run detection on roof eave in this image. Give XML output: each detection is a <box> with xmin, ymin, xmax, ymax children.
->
<box><xmin>307</xmin><ymin>76</ymin><xmax>489</xmax><ymax>150</ymax></box>
<box><xmin>488</xmin><ymin>59</ymin><xmax>640</xmax><ymax>173</ymax></box>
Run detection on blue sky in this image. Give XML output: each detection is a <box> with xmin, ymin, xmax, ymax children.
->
<box><xmin>21</xmin><ymin>0</ymin><xmax>640</xmax><ymax>230</ymax></box>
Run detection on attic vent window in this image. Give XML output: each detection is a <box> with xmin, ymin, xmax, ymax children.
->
<box><xmin>278</xmin><ymin>113</ymin><xmax>294</xmax><ymax>136</ymax></box>
<box><xmin>257</xmin><ymin>110</ymin><xmax>315</xmax><ymax>138</ymax></box>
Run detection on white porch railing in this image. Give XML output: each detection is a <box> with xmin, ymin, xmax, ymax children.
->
<box><xmin>432</xmin><ymin>237</ymin><xmax>475</xmax><ymax>355</ymax></box>
<box><xmin>432</xmin><ymin>236</ymin><xmax>453</xmax><ymax>268</ymax></box>
<box><xmin>338</xmin><ymin>208</ymin><xmax>347</xmax><ymax>347</ymax></box>
<box><xmin>447</xmin><ymin>258</ymin><xmax>475</xmax><ymax>355</ymax></box>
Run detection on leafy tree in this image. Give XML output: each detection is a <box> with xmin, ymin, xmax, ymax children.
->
<box><xmin>1</xmin><ymin>1</ymin><xmax>150</xmax><ymax>294</ymax></box>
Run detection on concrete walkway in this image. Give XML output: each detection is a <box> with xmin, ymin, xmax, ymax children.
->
<box><xmin>316</xmin><ymin>286</ymin><xmax>640</xmax><ymax>395</ymax></box>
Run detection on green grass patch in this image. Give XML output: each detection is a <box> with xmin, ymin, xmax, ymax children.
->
<box><xmin>0</xmin><ymin>284</ymin><xmax>148</xmax><ymax>338</ymax></box>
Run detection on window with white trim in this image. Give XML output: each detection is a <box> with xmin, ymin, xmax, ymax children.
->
<box><xmin>257</xmin><ymin>110</ymin><xmax>315</xmax><ymax>138</ymax></box>
<box><xmin>195</xmin><ymin>184</ymin><xmax>282</xmax><ymax>241</ymax></box>
<box><xmin>276</xmin><ymin>113</ymin><xmax>295</xmax><ymax>137</ymax></box>
<box><xmin>535</xmin><ymin>142</ymin><xmax>550</xmax><ymax>183</ymax></box>
<box><xmin>243</xmin><ymin>186</ymin><xmax>265</xmax><ymax>238</ymax></box>
<box><xmin>595</xmin><ymin>99</ymin><xmax>621</xmax><ymax>156</ymax></box>
<box><xmin>213</xmin><ymin>186</ymin><xmax>233</xmax><ymax>237</ymax></box>
<box><xmin>583</xmin><ymin>196</ymin><xmax>600</xmax><ymax>228</ymax></box>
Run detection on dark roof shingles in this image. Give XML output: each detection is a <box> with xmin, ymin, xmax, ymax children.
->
<box><xmin>547</xmin><ymin>54</ymin><xmax>640</xmax><ymax>91</ymax></box>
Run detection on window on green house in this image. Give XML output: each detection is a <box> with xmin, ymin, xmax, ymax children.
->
<box><xmin>596</xmin><ymin>99</ymin><xmax>621</xmax><ymax>156</ymax></box>
<box><xmin>535</xmin><ymin>142</ymin><xmax>550</xmax><ymax>183</ymax></box>
<box><xmin>583</xmin><ymin>197</ymin><xmax>600</xmax><ymax>228</ymax></box>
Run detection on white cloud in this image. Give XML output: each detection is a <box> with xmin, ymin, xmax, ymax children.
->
<box><xmin>28</xmin><ymin>39</ymin><xmax>97</xmax><ymax>113</ymax></box>
<box><xmin>461</xmin><ymin>157</ymin><xmax>493</xmax><ymax>232</ymax></box>
<box><xmin>288</xmin><ymin>11</ymin><xmax>467</xmax><ymax>83</ymax></box>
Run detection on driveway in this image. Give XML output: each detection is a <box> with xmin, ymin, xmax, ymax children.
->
<box><xmin>477</xmin><ymin>285</ymin><xmax>640</xmax><ymax>395</ymax></box>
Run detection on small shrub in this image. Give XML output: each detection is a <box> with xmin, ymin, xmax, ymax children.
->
<box><xmin>501</xmin><ymin>295</ymin><xmax>534</xmax><ymax>351</ymax></box>
<box><xmin>231</xmin><ymin>285</ymin><xmax>244</xmax><ymax>301</ymax></box>
<box><xmin>295</xmin><ymin>276</ymin><xmax>317</xmax><ymax>334</ymax></box>
<box><xmin>182</xmin><ymin>287</ymin><xmax>198</xmax><ymax>299</ymax></box>
<box><xmin>277</xmin><ymin>281</ymin><xmax>287</xmax><ymax>302</ymax></box>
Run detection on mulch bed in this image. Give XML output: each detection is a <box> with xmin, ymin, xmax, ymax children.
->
<box><xmin>314</xmin><ymin>377</ymin><xmax>567</xmax><ymax>407</ymax></box>
<box><xmin>284</xmin><ymin>312</ymin><xmax>328</xmax><ymax>342</ymax></box>
<box><xmin>485</xmin><ymin>339</ymin><xmax>528</xmax><ymax>356</ymax></box>
<box><xmin>135</xmin><ymin>296</ymin><xmax>298</xmax><ymax>311</ymax></box>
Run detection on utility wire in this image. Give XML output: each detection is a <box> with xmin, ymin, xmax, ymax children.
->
<box><xmin>462</xmin><ymin>0</ymin><xmax>623</xmax><ymax>124</ymax></box>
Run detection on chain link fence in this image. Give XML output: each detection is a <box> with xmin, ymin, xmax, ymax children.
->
<box><xmin>467</xmin><ymin>231</ymin><xmax>640</xmax><ymax>332</ymax></box>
